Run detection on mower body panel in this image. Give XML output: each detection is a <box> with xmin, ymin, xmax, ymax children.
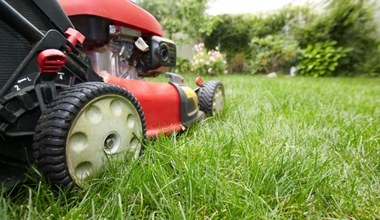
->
<box><xmin>58</xmin><ymin>0</ymin><xmax>163</xmax><ymax>36</ymax></box>
<box><xmin>102</xmin><ymin>74</ymin><xmax>204</xmax><ymax>137</ymax></box>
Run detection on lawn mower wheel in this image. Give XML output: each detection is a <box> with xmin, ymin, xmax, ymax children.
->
<box><xmin>198</xmin><ymin>81</ymin><xmax>225</xmax><ymax>115</ymax></box>
<box><xmin>33</xmin><ymin>82</ymin><xmax>146</xmax><ymax>188</ymax></box>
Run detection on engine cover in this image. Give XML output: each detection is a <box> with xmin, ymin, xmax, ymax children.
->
<box><xmin>58</xmin><ymin>0</ymin><xmax>163</xmax><ymax>36</ymax></box>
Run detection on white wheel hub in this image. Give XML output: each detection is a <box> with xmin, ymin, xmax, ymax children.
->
<box><xmin>212</xmin><ymin>86</ymin><xmax>224</xmax><ymax>115</ymax></box>
<box><xmin>66</xmin><ymin>94</ymin><xmax>142</xmax><ymax>186</ymax></box>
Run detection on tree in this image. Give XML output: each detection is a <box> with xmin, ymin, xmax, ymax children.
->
<box><xmin>204</xmin><ymin>6</ymin><xmax>311</xmax><ymax>60</ymax></box>
<box><xmin>204</xmin><ymin>14</ymin><xmax>254</xmax><ymax>60</ymax></box>
<box><xmin>134</xmin><ymin>0</ymin><xmax>215</xmax><ymax>42</ymax></box>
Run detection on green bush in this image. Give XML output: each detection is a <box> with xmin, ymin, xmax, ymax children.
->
<box><xmin>293</xmin><ymin>0</ymin><xmax>379</xmax><ymax>75</ymax></box>
<box><xmin>204</xmin><ymin>14</ymin><xmax>254</xmax><ymax>61</ymax></box>
<box><xmin>201</xmin><ymin>0</ymin><xmax>379</xmax><ymax>76</ymax></box>
<box><xmin>135</xmin><ymin>0</ymin><xmax>214</xmax><ymax>42</ymax></box>
<box><xmin>229</xmin><ymin>53</ymin><xmax>248</xmax><ymax>73</ymax></box>
<box><xmin>173</xmin><ymin>57</ymin><xmax>191</xmax><ymax>74</ymax></box>
<box><xmin>190</xmin><ymin>43</ymin><xmax>228</xmax><ymax>75</ymax></box>
<box><xmin>362</xmin><ymin>47</ymin><xmax>380</xmax><ymax>76</ymax></box>
<box><xmin>296</xmin><ymin>41</ymin><xmax>350</xmax><ymax>77</ymax></box>
<box><xmin>249</xmin><ymin>35</ymin><xmax>299</xmax><ymax>74</ymax></box>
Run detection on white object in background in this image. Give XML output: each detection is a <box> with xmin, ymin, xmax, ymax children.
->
<box><xmin>290</xmin><ymin>66</ymin><xmax>296</xmax><ymax>77</ymax></box>
<box><xmin>267</xmin><ymin>72</ymin><xmax>277</xmax><ymax>78</ymax></box>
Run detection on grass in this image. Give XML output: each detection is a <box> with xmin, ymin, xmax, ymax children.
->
<box><xmin>1</xmin><ymin>75</ymin><xmax>379</xmax><ymax>219</ymax></box>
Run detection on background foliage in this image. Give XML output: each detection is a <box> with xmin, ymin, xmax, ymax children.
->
<box><xmin>203</xmin><ymin>0</ymin><xmax>380</xmax><ymax>76</ymax></box>
<box><xmin>249</xmin><ymin>35</ymin><xmax>299</xmax><ymax>74</ymax></box>
<box><xmin>296</xmin><ymin>41</ymin><xmax>350</xmax><ymax>77</ymax></box>
<box><xmin>136</xmin><ymin>0</ymin><xmax>380</xmax><ymax>76</ymax></box>
<box><xmin>204</xmin><ymin>14</ymin><xmax>254</xmax><ymax>61</ymax></box>
<box><xmin>190</xmin><ymin>43</ymin><xmax>228</xmax><ymax>75</ymax></box>
<box><xmin>293</xmin><ymin>0</ymin><xmax>380</xmax><ymax>75</ymax></box>
<box><xmin>134</xmin><ymin>0</ymin><xmax>215</xmax><ymax>42</ymax></box>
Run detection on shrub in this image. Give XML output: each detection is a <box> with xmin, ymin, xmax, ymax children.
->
<box><xmin>173</xmin><ymin>57</ymin><xmax>191</xmax><ymax>74</ymax></box>
<box><xmin>204</xmin><ymin>14</ymin><xmax>254</xmax><ymax>61</ymax></box>
<box><xmin>204</xmin><ymin>6</ymin><xmax>310</xmax><ymax>61</ymax></box>
<box><xmin>362</xmin><ymin>47</ymin><xmax>380</xmax><ymax>76</ymax></box>
<box><xmin>296</xmin><ymin>41</ymin><xmax>350</xmax><ymax>77</ymax></box>
<box><xmin>293</xmin><ymin>0</ymin><xmax>379</xmax><ymax>75</ymax></box>
<box><xmin>191</xmin><ymin>43</ymin><xmax>228</xmax><ymax>75</ymax></box>
<box><xmin>249</xmin><ymin>35</ymin><xmax>299</xmax><ymax>74</ymax></box>
<box><xmin>229</xmin><ymin>53</ymin><xmax>249</xmax><ymax>73</ymax></box>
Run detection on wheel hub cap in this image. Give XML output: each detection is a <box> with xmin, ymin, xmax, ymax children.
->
<box><xmin>66</xmin><ymin>95</ymin><xmax>142</xmax><ymax>186</ymax></box>
<box><xmin>212</xmin><ymin>86</ymin><xmax>224</xmax><ymax>114</ymax></box>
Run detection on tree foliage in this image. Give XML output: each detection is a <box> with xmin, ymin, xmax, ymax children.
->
<box><xmin>204</xmin><ymin>6</ymin><xmax>310</xmax><ymax>56</ymax></box>
<box><xmin>203</xmin><ymin>5</ymin><xmax>311</xmax><ymax>72</ymax></box>
<box><xmin>135</xmin><ymin>0</ymin><xmax>379</xmax><ymax>76</ymax></box>
<box><xmin>204</xmin><ymin>14</ymin><xmax>254</xmax><ymax>60</ymax></box>
<box><xmin>294</xmin><ymin>0</ymin><xmax>379</xmax><ymax>75</ymax></box>
<box><xmin>204</xmin><ymin>0</ymin><xmax>379</xmax><ymax>76</ymax></box>
<box><xmin>134</xmin><ymin>0</ymin><xmax>214</xmax><ymax>42</ymax></box>
<box><xmin>249</xmin><ymin>35</ymin><xmax>299</xmax><ymax>74</ymax></box>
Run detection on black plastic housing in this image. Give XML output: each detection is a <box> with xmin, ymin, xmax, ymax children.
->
<box><xmin>70</xmin><ymin>15</ymin><xmax>110</xmax><ymax>48</ymax></box>
<box><xmin>141</xmin><ymin>36</ymin><xmax>176</xmax><ymax>71</ymax></box>
<box><xmin>0</xmin><ymin>0</ymin><xmax>102</xmax><ymax>188</ymax></box>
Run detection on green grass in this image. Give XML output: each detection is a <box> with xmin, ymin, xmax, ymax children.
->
<box><xmin>1</xmin><ymin>75</ymin><xmax>379</xmax><ymax>219</ymax></box>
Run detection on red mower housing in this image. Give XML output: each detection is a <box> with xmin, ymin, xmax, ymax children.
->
<box><xmin>58</xmin><ymin>0</ymin><xmax>208</xmax><ymax>138</ymax></box>
<box><xmin>102</xmin><ymin>74</ymin><xmax>183</xmax><ymax>137</ymax></box>
<box><xmin>59</xmin><ymin>0</ymin><xmax>163</xmax><ymax>36</ymax></box>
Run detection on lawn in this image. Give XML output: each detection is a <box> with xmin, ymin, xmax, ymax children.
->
<box><xmin>1</xmin><ymin>75</ymin><xmax>379</xmax><ymax>219</ymax></box>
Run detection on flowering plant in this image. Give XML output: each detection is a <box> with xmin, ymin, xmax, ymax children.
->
<box><xmin>191</xmin><ymin>43</ymin><xmax>228</xmax><ymax>75</ymax></box>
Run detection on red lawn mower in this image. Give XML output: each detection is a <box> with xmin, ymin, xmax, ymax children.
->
<box><xmin>0</xmin><ymin>0</ymin><xmax>224</xmax><ymax>188</ymax></box>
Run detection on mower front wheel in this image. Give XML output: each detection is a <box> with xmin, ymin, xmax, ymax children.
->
<box><xmin>198</xmin><ymin>81</ymin><xmax>225</xmax><ymax>115</ymax></box>
<box><xmin>33</xmin><ymin>82</ymin><xmax>146</xmax><ymax>188</ymax></box>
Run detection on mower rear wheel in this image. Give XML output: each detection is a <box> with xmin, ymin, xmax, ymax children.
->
<box><xmin>198</xmin><ymin>81</ymin><xmax>225</xmax><ymax>115</ymax></box>
<box><xmin>33</xmin><ymin>82</ymin><xmax>146</xmax><ymax>188</ymax></box>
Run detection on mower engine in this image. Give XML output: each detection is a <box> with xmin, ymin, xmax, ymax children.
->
<box><xmin>70</xmin><ymin>16</ymin><xmax>176</xmax><ymax>79</ymax></box>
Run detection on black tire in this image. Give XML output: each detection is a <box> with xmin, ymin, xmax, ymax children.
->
<box><xmin>33</xmin><ymin>82</ymin><xmax>146</xmax><ymax>188</ymax></box>
<box><xmin>198</xmin><ymin>81</ymin><xmax>225</xmax><ymax>115</ymax></box>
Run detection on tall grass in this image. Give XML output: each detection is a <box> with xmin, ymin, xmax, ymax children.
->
<box><xmin>1</xmin><ymin>75</ymin><xmax>379</xmax><ymax>219</ymax></box>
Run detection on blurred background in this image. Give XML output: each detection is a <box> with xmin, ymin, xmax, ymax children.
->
<box><xmin>133</xmin><ymin>0</ymin><xmax>380</xmax><ymax>77</ymax></box>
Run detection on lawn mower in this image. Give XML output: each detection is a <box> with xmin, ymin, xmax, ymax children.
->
<box><xmin>0</xmin><ymin>0</ymin><xmax>225</xmax><ymax>189</ymax></box>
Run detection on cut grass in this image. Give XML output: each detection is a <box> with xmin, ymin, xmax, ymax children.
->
<box><xmin>1</xmin><ymin>75</ymin><xmax>379</xmax><ymax>219</ymax></box>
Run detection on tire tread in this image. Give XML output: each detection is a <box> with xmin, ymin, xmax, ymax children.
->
<box><xmin>33</xmin><ymin>82</ymin><xmax>146</xmax><ymax>188</ymax></box>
